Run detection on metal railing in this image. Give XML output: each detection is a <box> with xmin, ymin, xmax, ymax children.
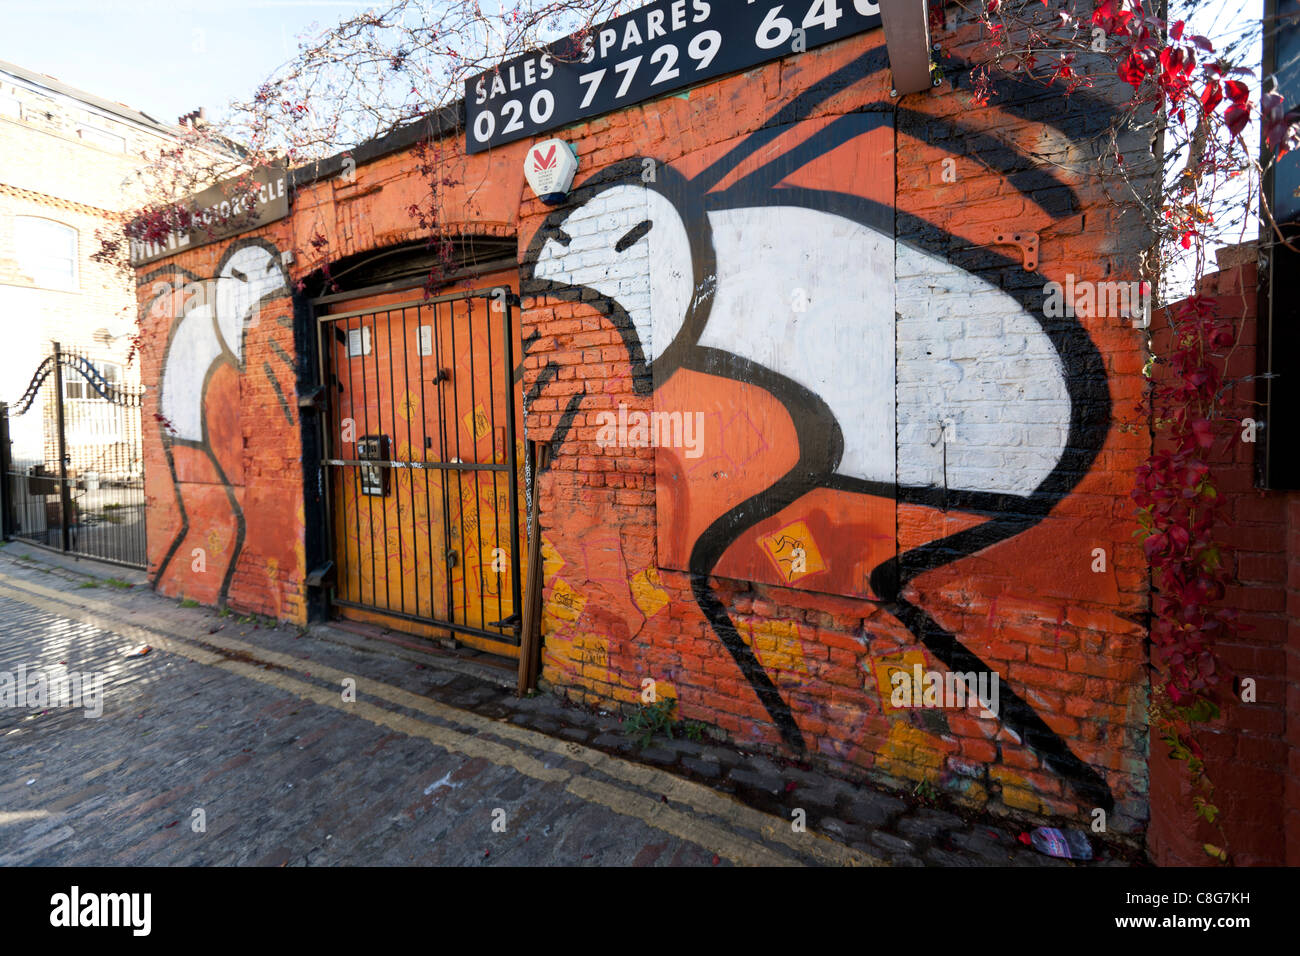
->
<box><xmin>317</xmin><ymin>288</ymin><xmax>523</xmax><ymax>650</ymax></box>
<box><xmin>1</xmin><ymin>343</ymin><xmax>146</xmax><ymax>569</ymax></box>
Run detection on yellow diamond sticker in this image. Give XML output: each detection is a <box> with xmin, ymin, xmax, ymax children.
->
<box><xmin>871</xmin><ymin>649</ymin><xmax>929</xmax><ymax>716</ymax></box>
<box><xmin>463</xmin><ymin>404</ymin><xmax>491</xmax><ymax>441</ymax></box>
<box><xmin>397</xmin><ymin>390</ymin><xmax>420</xmax><ymax>423</ymax></box>
<box><xmin>629</xmin><ymin>567</ymin><xmax>670</xmax><ymax>619</ymax></box>
<box><xmin>758</xmin><ymin>520</ymin><xmax>826</xmax><ymax>584</ymax></box>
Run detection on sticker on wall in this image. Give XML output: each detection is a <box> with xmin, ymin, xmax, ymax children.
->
<box><xmin>463</xmin><ymin>405</ymin><xmax>492</xmax><ymax>441</ymax></box>
<box><xmin>871</xmin><ymin>649</ymin><xmax>930</xmax><ymax>717</ymax></box>
<box><xmin>347</xmin><ymin>326</ymin><xmax>372</xmax><ymax>357</ymax></box>
<box><xmin>397</xmin><ymin>390</ymin><xmax>421</xmax><ymax>423</ymax></box>
<box><xmin>629</xmin><ymin>566</ymin><xmax>670</xmax><ymax>619</ymax></box>
<box><xmin>758</xmin><ymin>520</ymin><xmax>827</xmax><ymax>585</ymax></box>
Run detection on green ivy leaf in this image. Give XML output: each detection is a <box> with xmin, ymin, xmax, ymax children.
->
<box><xmin>1184</xmin><ymin>698</ymin><xmax>1220</xmax><ymax>723</ymax></box>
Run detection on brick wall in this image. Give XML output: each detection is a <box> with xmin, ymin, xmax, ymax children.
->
<box><xmin>1146</xmin><ymin>253</ymin><xmax>1300</xmax><ymax>866</ymax></box>
<box><xmin>515</xmin><ymin>20</ymin><xmax>1154</xmax><ymax>833</ymax></box>
<box><xmin>135</xmin><ymin>224</ymin><xmax>308</xmax><ymax>623</ymax></box>
<box><xmin>132</xmin><ymin>11</ymin><xmax>1168</xmax><ymax>837</ymax></box>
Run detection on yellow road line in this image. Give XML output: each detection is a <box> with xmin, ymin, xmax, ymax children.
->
<box><xmin>0</xmin><ymin>811</ymin><xmax>53</xmax><ymax>825</ymax></box>
<box><xmin>0</xmin><ymin>573</ymin><xmax>884</xmax><ymax>867</ymax></box>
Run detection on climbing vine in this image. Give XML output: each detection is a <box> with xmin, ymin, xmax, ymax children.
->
<box><xmin>1133</xmin><ymin>291</ymin><xmax>1237</xmax><ymax>862</ymax></box>
<box><xmin>956</xmin><ymin>0</ymin><xmax>1300</xmax><ymax>861</ymax></box>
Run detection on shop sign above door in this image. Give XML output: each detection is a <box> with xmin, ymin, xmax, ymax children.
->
<box><xmin>465</xmin><ymin>0</ymin><xmax>882</xmax><ymax>153</ymax></box>
<box><xmin>129</xmin><ymin>165</ymin><xmax>289</xmax><ymax>267</ymax></box>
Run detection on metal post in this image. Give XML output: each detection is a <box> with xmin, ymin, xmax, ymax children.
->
<box><xmin>502</xmin><ymin>295</ymin><xmax>523</xmax><ymax>629</ymax></box>
<box><xmin>51</xmin><ymin>342</ymin><xmax>72</xmax><ymax>553</ymax></box>
<box><xmin>0</xmin><ymin>401</ymin><xmax>12</xmax><ymax>540</ymax></box>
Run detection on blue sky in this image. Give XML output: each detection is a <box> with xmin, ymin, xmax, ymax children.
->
<box><xmin>0</xmin><ymin>0</ymin><xmax>373</xmax><ymax>126</ymax></box>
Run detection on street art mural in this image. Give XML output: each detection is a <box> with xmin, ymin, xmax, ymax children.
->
<box><xmin>523</xmin><ymin>44</ymin><xmax>1118</xmax><ymax>811</ymax></box>
<box><xmin>140</xmin><ymin>237</ymin><xmax>298</xmax><ymax>609</ymax></box>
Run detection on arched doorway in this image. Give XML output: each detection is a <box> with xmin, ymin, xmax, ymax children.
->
<box><xmin>309</xmin><ymin>239</ymin><xmax>527</xmax><ymax>660</ymax></box>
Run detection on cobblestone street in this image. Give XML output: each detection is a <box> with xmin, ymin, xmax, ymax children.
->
<box><xmin>0</xmin><ymin>544</ymin><xmax>1131</xmax><ymax>867</ymax></box>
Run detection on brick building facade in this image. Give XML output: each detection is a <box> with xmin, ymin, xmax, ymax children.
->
<box><xmin>127</xmin><ymin>4</ymin><xmax>1293</xmax><ymax>861</ymax></box>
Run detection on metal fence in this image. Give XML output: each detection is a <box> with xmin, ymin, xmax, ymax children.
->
<box><xmin>316</xmin><ymin>288</ymin><xmax>523</xmax><ymax>652</ymax></box>
<box><xmin>1</xmin><ymin>343</ymin><xmax>146</xmax><ymax>569</ymax></box>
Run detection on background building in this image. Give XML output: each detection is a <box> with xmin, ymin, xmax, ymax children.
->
<box><xmin>0</xmin><ymin>60</ymin><xmax>203</xmax><ymax>569</ymax></box>
<box><xmin>0</xmin><ymin>59</ymin><xmax>192</xmax><ymax>468</ymax></box>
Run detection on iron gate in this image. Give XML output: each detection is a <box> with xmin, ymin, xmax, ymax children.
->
<box><xmin>1</xmin><ymin>343</ymin><xmax>146</xmax><ymax>569</ymax></box>
<box><xmin>317</xmin><ymin>286</ymin><xmax>524</xmax><ymax>654</ymax></box>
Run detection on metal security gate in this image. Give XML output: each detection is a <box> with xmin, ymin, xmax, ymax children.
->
<box><xmin>316</xmin><ymin>284</ymin><xmax>525</xmax><ymax>657</ymax></box>
<box><xmin>1</xmin><ymin>343</ymin><xmax>146</xmax><ymax>569</ymax></box>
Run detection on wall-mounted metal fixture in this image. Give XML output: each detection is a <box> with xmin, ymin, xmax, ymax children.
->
<box><xmin>356</xmin><ymin>434</ymin><xmax>391</xmax><ymax>497</ymax></box>
<box><xmin>305</xmin><ymin>561</ymin><xmax>335</xmax><ymax>588</ymax></box>
<box><xmin>296</xmin><ymin>384</ymin><xmax>326</xmax><ymax>411</ymax></box>
<box><xmin>993</xmin><ymin>230</ymin><xmax>1040</xmax><ymax>271</ymax></box>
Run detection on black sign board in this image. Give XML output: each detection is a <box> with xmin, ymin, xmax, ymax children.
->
<box><xmin>465</xmin><ymin>0</ymin><xmax>883</xmax><ymax>152</ymax></box>
<box><xmin>129</xmin><ymin>165</ymin><xmax>290</xmax><ymax>267</ymax></box>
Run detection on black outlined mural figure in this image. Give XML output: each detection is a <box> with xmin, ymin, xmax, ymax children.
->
<box><xmin>143</xmin><ymin>237</ymin><xmax>290</xmax><ymax>604</ymax></box>
<box><xmin>522</xmin><ymin>46</ymin><xmax>1117</xmax><ymax>810</ymax></box>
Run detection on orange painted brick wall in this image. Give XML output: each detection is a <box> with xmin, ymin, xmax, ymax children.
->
<box><xmin>515</xmin><ymin>21</ymin><xmax>1153</xmax><ymax>833</ymax></box>
<box><xmin>132</xmin><ymin>11</ymin><xmax>1168</xmax><ymax>837</ymax></box>
<box><xmin>135</xmin><ymin>221</ymin><xmax>308</xmax><ymax>623</ymax></box>
<box><xmin>132</xmin><ymin>131</ymin><xmax>529</xmax><ymax>625</ymax></box>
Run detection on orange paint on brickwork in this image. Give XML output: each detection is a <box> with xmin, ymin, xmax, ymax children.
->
<box><xmin>129</xmin><ymin>13</ymin><xmax>1179</xmax><ymax>835</ymax></box>
<box><xmin>136</xmin><ymin>230</ymin><xmax>307</xmax><ymax>622</ymax></box>
<box><xmin>519</xmin><ymin>25</ymin><xmax>1150</xmax><ymax>829</ymax></box>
